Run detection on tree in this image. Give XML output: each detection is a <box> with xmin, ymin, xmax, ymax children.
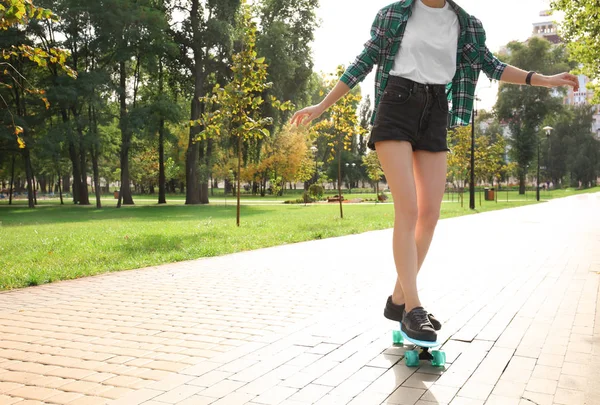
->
<box><xmin>256</xmin><ymin>0</ymin><xmax>318</xmax><ymax>128</ymax></box>
<box><xmin>447</xmin><ymin>125</ymin><xmax>511</xmax><ymax>206</ymax></box>
<box><xmin>197</xmin><ymin>0</ymin><xmax>292</xmax><ymax>226</ymax></box>
<box><xmin>0</xmin><ymin>0</ymin><xmax>75</xmax><ymax>208</ymax></box>
<box><xmin>252</xmin><ymin>124</ymin><xmax>312</xmax><ymax>196</ymax></box>
<box><xmin>551</xmin><ymin>0</ymin><xmax>600</xmax><ymax>103</ymax></box>
<box><xmin>172</xmin><ymin>0</ymin><xmax>240</xmax><ymax>205</ymax></box>
<box><xmin>545</xmin><ymin>105</ymin><xmax>600</xmax><ymax>188</ymax></box>
<box><xmin>495</xmin><ymin>37</ymin><xmax>573</xmax><ymax>194</ymax></box>
<box><xmin>362</xmin><ymin>150</ymin><xmax>383</xmax><ymax>198</ymax></box>
<box><xmin>88</xmin><ymin>0</ymin><xmax>169</xmax><ymax>207</ymax></box>
<box><xmin>474</xmin><ymin>134</ymin><xmax>510</xmax><ymax>205</ymax></box>
<box><xmin>357</xmin><ymin>95</ymin><xmax>372</xmax><ymax>157</ymax></box>
<box><xmin>313</xmin><ymin>66</ymin><xmax>362</xmax><ymax>219</ymax></box>
<box><xmin>447</xmin><ymin>126</ymin><xmax>471</xmax><ymax>207</ymax></box>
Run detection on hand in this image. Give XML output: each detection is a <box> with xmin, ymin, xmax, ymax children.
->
<box><xmin>541</xmin><ymin>72</ymin><xmax>580</xmax><ymax>91</ymax></box>
<box><xmin>290</xmin><ymin>104</ymin><xmax>325</xmax><ymax>126</ymax></box>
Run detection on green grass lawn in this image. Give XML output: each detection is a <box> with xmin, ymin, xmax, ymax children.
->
<box><xmin>1</xmin><ymin>186</ymin><xmax>598</xmax><ymax>291</ymax></box>
<box><xmin>3</xmin><ymin>185</ymin><xmax>598</xmax><ymax>206</ymax></box>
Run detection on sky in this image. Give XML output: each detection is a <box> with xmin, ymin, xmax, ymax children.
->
<box><xmin>311</xmin><ymin>0</ymin><xmax>557</xmax><ymax>111</ymax></box>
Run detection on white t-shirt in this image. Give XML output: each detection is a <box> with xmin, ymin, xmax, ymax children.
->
<box><xmin>389</xmin><ymin>0</ymin><xmax>460</xmax><ymax>85</ymax></box>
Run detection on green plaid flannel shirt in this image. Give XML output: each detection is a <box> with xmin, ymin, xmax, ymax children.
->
<box><xmin>340</xmin><ymin>0</ymin><xmax>507</xmax><ymax>127</ymax></box>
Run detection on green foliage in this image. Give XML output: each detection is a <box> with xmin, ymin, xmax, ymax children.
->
<box><xmin>0</xmin><ymin>0</ymin><xmax>75</xmax><ymax>149</ymax></box>
<box><xmin>313</xmin><ymin>66</ymin><xmax>362</xmax><ymax>162</ymax></box>
<box><xmin>308</xmin><ymin>183</ymin><xmax>324</xmax><ymax>200</ymax></box>
<box><xmin>196</xmin><ymin>1</ymin><xmax>292</xmax><ymax>143</ymax></box>
<box><xmin>544</xmin><ymin>105</ymin><xmax>600</xmax><ymax>187</ymax></box>
<box><xmin>551</xmin><ymin>0</ymin><xmax>600</xmax><ymax>103</ymax></box>
<box><xmin>362</xmin><ymin>151</ymin><xmax>383</xmax><ymax>184</ymax></box>
<box><xmin>256</xmin><ymin>0</ymin><xmax>319</xmax><ymax>128</ymax></box>
<box><xmin>495</xmin><ymin>37</ymin><xmax>572</xmax><ymax>192</ymax></box>
<box><xmin>447</xmin><ymin>125</ymin><xmax>513</xmax><ymax>191</ymax></box>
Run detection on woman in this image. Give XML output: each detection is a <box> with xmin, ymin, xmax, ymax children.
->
<box><xmin>291</xmin><ymin>0</ymin><xmax>578</xmax><ymax>342</ymax></box>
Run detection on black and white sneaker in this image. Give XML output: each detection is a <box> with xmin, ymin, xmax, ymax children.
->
<box><xmin>384</xmin><ymin>296</ymin><xmax>442</xmax><ymax>331</ymax></box>
<box><xmin>401</xmin><ymin>307</ymin><xmax>437</xmax><ymax>342</ymax></box>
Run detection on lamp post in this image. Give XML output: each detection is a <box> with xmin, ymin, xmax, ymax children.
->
<box><xmin>345</xmin><ymin>162</ymin><xmax>356</xmax><ymax>193</ymax></box>
<box><xmin>543</xmin><ymin>126</ymin><xmax>553</xmax><ymax>191</ymax></box>
<box><xmin>535</xmin><ymin>138</ymin><xmax>542</xmax><ymax>202</ymax></box>
<box><xmin>310</xmin><ymin>146</ymin><xmax>319</xmax><ymax>183</ymax></box>
<box><xmin>469</xmin><ymin>97</ymin><xmax>481</xmax><ymax>210</ymax></box>
<box><xmin>469</xmin><ymin>80</ymin><xmax>494</xmax><ymax>210</ymax></box>
<box><xmin>537</xmin><ymin>126</ymin><xmax>553</xmax><ymax>201</ymax></box>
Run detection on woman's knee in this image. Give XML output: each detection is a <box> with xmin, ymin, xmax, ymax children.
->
<box><xmin>417</xmin><ymin>207</ymin><xmax>440</xmax><ymax>229</ymax></box>
<box><xmin>394</xmin><ymin>203</ymin><xmax>419</xmax><ymax>229</ymax></box>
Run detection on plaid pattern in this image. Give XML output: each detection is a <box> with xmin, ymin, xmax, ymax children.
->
<box><xmin>340</xmin><ymin>0</ymin><xmax>507</xmax><ymax>127</ymax></box>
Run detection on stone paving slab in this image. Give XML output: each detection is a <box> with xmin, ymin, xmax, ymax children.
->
<box><xmin>0</xmin><ymin>193</ymin><xmax>599</xmax><ymax>405</ymax></box>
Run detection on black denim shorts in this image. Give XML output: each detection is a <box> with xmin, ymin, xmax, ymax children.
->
<box><xmin>368</xmin><ymin>76</ymin><xmax>450</xmax><ymax>152</ymax></box>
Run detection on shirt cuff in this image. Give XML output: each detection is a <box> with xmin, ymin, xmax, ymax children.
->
<box><xmin>340</xmin><ymin>71</ymin><xmax>359</xmax><ymax>89</ymax></box>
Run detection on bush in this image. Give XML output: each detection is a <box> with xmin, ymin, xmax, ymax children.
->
<box><xmin>283</xmin><ymin>193</ymin><xmax>315</xmax><ymax>204</ymax></box>
<box><xmin>308</xmin><ymin>184</ymin><xmax>324</xmax><ymax>200</ymax></box>
<box><xmin>302</xmin><ymin>192</ymin><xmax>315</xmax><ymax>203</ymax></box>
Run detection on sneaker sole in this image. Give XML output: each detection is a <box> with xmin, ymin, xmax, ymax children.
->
<box><xmin>400</xmin><ymin>323</ymin><xmax>437</xmax><ymax>343</ymax></box>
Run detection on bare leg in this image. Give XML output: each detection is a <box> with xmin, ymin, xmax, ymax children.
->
<box><xmin>375</xmin><ymin>141</ymin><xmax>421</xmax><ymax>311</ymax></box>
<box><xmin>392</xmin><ymin>150</ymin><xmax>448</xmax><ymax>305</ymax></box>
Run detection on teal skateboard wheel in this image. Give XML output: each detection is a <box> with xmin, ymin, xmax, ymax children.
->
<box><xmin>431</xmin><ymin>350</ymin><xmax>446</xmax><ymax>367</ymax></box>
<box><xmin>405</xmin><ymin>350</ymin><xmax>420</xmax><ymax>367</ymax></box>
<box><xmin>392</xmin><ymin>330</ymin><xmax>404</xmax><ymax>345</ymax></box>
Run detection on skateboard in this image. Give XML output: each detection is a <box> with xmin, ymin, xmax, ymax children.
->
<box><xmin>392</xmin><ymin>329</ymin><xmax>446</xmax><ymax>368</ymax></box>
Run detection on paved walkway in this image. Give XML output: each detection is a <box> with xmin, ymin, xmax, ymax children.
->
<box><xmin>0</xmin><ymin>193</ymin><xmax>599</xmax><ymax>405</ymax></box>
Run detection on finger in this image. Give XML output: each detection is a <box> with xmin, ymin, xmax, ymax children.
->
<box><xmin>299</xmin><ymin>114</ymin><xmax>308</xmax><ymax>126</ymax></box>
<box><xmin>292</xmin><ymin>112</ymin><xmax>303</xmax><ymax>126</ymax></box>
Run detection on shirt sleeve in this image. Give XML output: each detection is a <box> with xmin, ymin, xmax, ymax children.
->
<box><xmin>482</xmin><ymin>46</ymin><xmax>507</xmax><ymax>81</ymax></box>
<box><xmin>473</xmin><ymin>17</ymin><xmax>508</xmax><ymax>81</ymax></box>
<box><xmin>340</xmin><ymin>9</ymin><xmax>387</xmax><ymax>89</ymax></box>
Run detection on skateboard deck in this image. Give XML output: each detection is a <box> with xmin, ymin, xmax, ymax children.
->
<box><xmin>392</xmin><ymin>328</ymin><xmax>446</xmax><ymax>367</ymax></box>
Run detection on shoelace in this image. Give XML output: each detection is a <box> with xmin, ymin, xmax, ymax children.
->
<box><xmin>412</xmin><ymin>310</ymin><xmax>432</xmax><ymax>328</ymax></box>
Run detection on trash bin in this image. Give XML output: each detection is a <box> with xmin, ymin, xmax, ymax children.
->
<box><xmin>489</xmin><ymin>188</ymin><xmax>495</xmax><ymax>201</ymax></box>
<box><xmin>114</xmin><ymin>190</ymin><xmax>119</xmax><ymax>199</ymax></box>
<box><xmin>484</xmin><ymin>188</ymin><xmax>494</xmax><ymax>201</ymax></box>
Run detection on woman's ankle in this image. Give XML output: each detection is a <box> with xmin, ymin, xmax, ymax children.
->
<box><xmin>391</xmin><ymin>294</ymin><xmax>405</xmax><ymax>306</ymax></box>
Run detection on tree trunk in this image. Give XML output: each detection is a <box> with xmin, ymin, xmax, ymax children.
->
<box><xmin>158</xmin><ymin>59</ymin><xmax>167</xmax><ymax>205</ymax></box>
<box><xmin>338</xmin><ymin>141</ymin><xmax>343</xmax><ymax>219</ymax></box>
<box><xmin>68</xmin><ymin>141</ymin><xmax>81</xmax><ymax>204</ymax></box>
<box><xmin>200</xmin><ymin>138</ymin><xmax>212</xmax><ymax>204</ymax></box>
<box><xmin>77</xmin><ymin>121</ymin><xmax>90</xmax><ymax>205</ymax></box>
<box><xmin>88</xmin><ymin>105</ymin><xmax>101</xmax><ymax>209</ymax></box>
<box><xmin>60</xmin><ymin>109</ymin><xmax>84</xmax><ymax>205</ymax></box>
<box><xmin>185</xmin><ymin>0</ymin><xmax>204</xmax><ymax>205</ymax></box>
<box><xmin>91</xmin><ymin>145</ymin><xmax>101</xmax><ymax>209</ymax></box>
<box><xmin>57</xmin><ymin>161</ymin><xmax>64</xmax><ymax>205</ymax></box>
<box><xmin>23</xmin><ymin>148</ymin><xmax>35</xmax><ymax>208</ymax></box>
<box><xmin>9</xmin><ymin>154</ymin><xmax>15</xmax><ymax>205</ymax></box>
<box><xmin>519</xmin><ymin>172</ymin><xmax>526</xmax><ymax>195</ymax></box>
<box><xmin>31</xmin><ymin>166</ymin><xmax>37</xmax><ymax>205</ymax></box>
<box><xmin>62</xmin><ymin>175</ymin><xmax>70</xmax><ymax>193</ymax></box>
<box><xmin>237</xmin><ymin>136</ymin><xmax>242</xmax><ymax>227</ymax></box>
<box><xmin>118</xmin><ymin>60</ymin><xmax>134</xmax><ymax>207</ymax></box>
<box><xmin>158</xmin><ymin>117</ymin><xmax>167</xmax><ymax>204</ymax></box>
<box><xmin>39</xmin><ymin>176</ymin><xmax>47</xmax><ymax>193</ymax></box>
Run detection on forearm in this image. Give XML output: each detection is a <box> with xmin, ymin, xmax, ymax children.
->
<box><xmin>499</xmin><ymin>65</ymin><xmax>550</xmax><ymax>87</ymax></box>
<box><xmin>318</xmin><ymin>81</ymin><xmax>352</xmax><ymax>112</ymax></box>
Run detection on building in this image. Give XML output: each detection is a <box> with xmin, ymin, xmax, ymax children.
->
<box><xmin>532</xmin><ymin>9</ymin><xmax>561</xmax><ymax>44</ymax></box>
